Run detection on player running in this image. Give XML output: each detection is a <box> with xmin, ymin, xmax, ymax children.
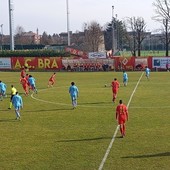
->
<box><xmin>116</xmin><ymin>100</ymin><xmax>128</xmax><ymax>138</ymax></box>
<box><xmin>111</xmin><ymin>78</ymin><xmax>120</xmax><ymax>103</ymax></box>
<box><xmin>69</xmin><ymin>82</ymin><xmax>79</xmax><ymax>109</ymax></box>
<box><xmin>0</xmin><ymin>80</ymin><xmax>7</xmax><ymax>101</ymax></box>
<box><xmin>28</xmin><ymin>75</ymin><xmax>38</xmax><ymax>94</ymax></box>
<box><xmin>20</xmin><ymin>76</ymin><xmax>28</xmax><ymax>95</ymax></box>
<box><xmin>20</xmin><ymin>67</ymin><xmax>26</xmax><ymax>78</ymax></box>
<box><xmin>12</xmin><ymin>92</ymin><xmax>23</xmax><ymax>120</ymax></box>
<box><xmin>48</xmin><ymin>72</ymin><xmax>56</xmax><ymax>87</ymax></box>
<box><xmin>145</xmin><ymin>66</ymin><xmax>150</xmax><ymax>80</ymax></box>
<box><xmin>8</xmin><ymin>85</ymin><xmax>17</xmax><ymax>109</ymax></box>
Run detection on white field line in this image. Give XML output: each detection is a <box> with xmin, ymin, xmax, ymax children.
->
<box><xmin>31</xmin><ymin>91</ymin><xmax>170</xmax><ymax>109</ymax></box>
<box><xmin>31</xmin><ymin>93</ymin><xmax>113</xmax><ymax>108</ymax></box>
<box><xmin>98</xmin><ymin>72</ymin><xmax>144</xmax><ymax>170</ymax></box>
<box><xmin>130</xmin><ymin>106</ymin><xmax>170</xmax><ymax>109</ymax></box>
<box><xmin>31</xmin><ymin>82</ymin><xmax>170</xmax><ymax>109</ymax></box>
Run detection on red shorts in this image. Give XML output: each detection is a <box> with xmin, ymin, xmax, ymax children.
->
<box><xmin>118</xmin><ymin>115</ymin><xmax>126</xmax><ymax>124</ymax></box>
<box><xmin>112</xmin><ymin>88</ymin><xmax>118</xmax><ymax>94</ymax></box>
<box><xmin>49</xmin><ymin>78</ymin><xmax>54</xmax><ymax>82</ymax></box>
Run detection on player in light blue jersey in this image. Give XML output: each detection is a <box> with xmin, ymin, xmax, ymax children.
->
<box><xmin>28</xmin><ymin>75</ymin><xmax>38</xmax><ymax>93</ymax></box>
<box><xmin>69</xmin><ymin>82</ymin><xmax>79</xmax><ymax>109</ymax></box>
<box><xmin>123</xmin><ymin>71</ymin><xmax>128</xmax><ymax>86</ymax></box>
<box><xmin>12</xmin><ymin>92</ymin><xmax>23</xmax><ymax>120</ymax></box>
<box><xmin>0</xmin><ymin>80</ymin><xmax>7</xmax><ymax>100</ymax></box>
<box><xmin>145</xmin><ymin>66</ymin><xmax>150</xmax><ymax>80</ymax></box>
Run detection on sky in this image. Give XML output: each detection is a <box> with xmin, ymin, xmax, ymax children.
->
<box><xmin>0</xmin><ymin>0</ymin><xmax>161</xmax><ymax>35</ymax></box>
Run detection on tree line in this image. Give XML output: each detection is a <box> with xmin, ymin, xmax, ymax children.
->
<box><xmin>1</xmin><ymin>0</ymin><xmax>170</xmax><ymax>57</ymax></box>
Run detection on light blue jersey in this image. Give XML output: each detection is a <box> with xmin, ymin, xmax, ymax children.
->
<box><xmin>28</xmin><ymin>76</ymin><xmax>37</xmax><ymax>93</ymax></box>
<box><xmin>0</xmin><ymin>82</ymin><xmax>7</xmax><ymax>95</ymax></box>
<box><xmin>123</xmin><ymin>72</ymin><xmax>128</xmax><ymax>81</ymax></box>
<box><xmin>69</xmin><ymin>85</ymin><xmax>79</xmax><ymax>101</ymax></box>
<box><xmin>28</xmin><ymin>77</ymin><xmax>36</xmax><ymax>86</ymax></box>
<box><xmin>12</xmin><ymin>93</ymin><xmax>23</xmax><ymax>119</ymax></box>
<box><xmin>145</xmin><ymin>67</ymin><xmax>150</xmax><ymax>79</ymax></box>
<box><xmin>123</xmin><ymin>72</ymin><xmax>128</xmax><ymax>86</ymax></box>
<box><xmin>145</xmin><ymin>68</ymin><xmax>150</xmax><ymax>76</ymax></box>
<box><xmin>12</xmin><ymin>94</ymin><xmax>23</xmax><ymax>110</ymax></box>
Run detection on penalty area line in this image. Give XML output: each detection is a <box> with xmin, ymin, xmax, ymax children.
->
<box><xmin>98</xmin><ymin>72</ymin><xmax>144</xmax><ymax>170</ymax></box>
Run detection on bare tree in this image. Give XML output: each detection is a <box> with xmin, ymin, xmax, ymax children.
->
<box><xmin>83</xmin><ymin>21</ymin><xmax>103</xmax><ymax>52</ymax></box>
<box><xmin>153</xmin><ymin>0</ymin><xmax>170</xmax><ymax>56</ymax></box>
<box><xmin>71</xmin><ymin>31</ymin><xmax>85</xmax><ymax>47</ymax></box>
<box><xmin>125</xmin><ymin>17</ymin><xmax>146</xmax><ymax>56</ymax></box>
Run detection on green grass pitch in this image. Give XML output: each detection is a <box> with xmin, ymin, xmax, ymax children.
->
<box><xmin>0</xmin><ymin>71</ymin><xmax>169</xmax><ymax>170</ymax></box>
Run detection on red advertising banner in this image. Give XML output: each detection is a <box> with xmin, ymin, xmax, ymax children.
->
<box><xmin>113</xmin><ymin>57</ymin><xmax>135</xmax><ymax>71</ymax></box>
<box><xmin>11</xmin><ymin>57</ymin><xmax>62</xmax><ymax>70</ymax></box>
<box><xmin>65</xmin><ymin>47</ymin><xmax>88</xmax><ymax>58</ymax></box>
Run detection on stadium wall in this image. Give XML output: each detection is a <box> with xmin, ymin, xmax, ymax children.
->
<box><xmin>0</xmin><ymin>56</ymin><xmax>170</xmax><ymax>71</ymax></box>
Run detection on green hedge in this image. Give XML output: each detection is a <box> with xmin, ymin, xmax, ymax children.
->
<box><xmin>0</xmin><ymin>50</ymin><xmax>71</xmax><ymax>57</ymax></box>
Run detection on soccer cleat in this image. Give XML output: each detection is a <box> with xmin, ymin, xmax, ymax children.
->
<box><xmin>8</xmin><ymin>108</ymin><xmax>11</xmax><ymax>110</ymax></box>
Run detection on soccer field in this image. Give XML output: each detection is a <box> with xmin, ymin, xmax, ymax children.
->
<box><xmin>0</xmin><ymin>71</ymin><xmax>169</xmax><ymax>170</ymax></box>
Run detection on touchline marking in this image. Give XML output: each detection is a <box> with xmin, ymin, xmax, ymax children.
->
<box><xmin>98</xmin><ymin>72</ymin><xmax>144</xmax><ymax>170</ymax></box>
<box><xmin>130</xmin><ymin>106</ymin><xmax>170</xmax><ymax>109</ymax></box>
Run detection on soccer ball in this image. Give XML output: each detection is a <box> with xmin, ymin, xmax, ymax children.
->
<box><xmin>104</xmin><ymin>84</ymin><xmax>107</xmax><ymax>87</ymax></box>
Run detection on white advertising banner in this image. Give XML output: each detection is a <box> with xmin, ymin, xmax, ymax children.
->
<box><xmin>152</xmin><ymin>57</ymin><xmax>170</xmax><ymax>68</ymax></box>
<box><xmin>0</xmin><ymin>58</ymin><xmax>11</xmax><ymax>69</ymax></box>
<box><xmin>88</xmin><ymin>52</ymin><xmax>106</xmax><ymax>59</ymax></box>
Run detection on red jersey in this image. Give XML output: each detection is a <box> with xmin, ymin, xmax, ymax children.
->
<box><xmin>112</xmin><ymin>80</ymin><xmax>120</xmax><ymax>90</ymax></box>
<box><xmin>21</xmin><ymin>69</ymin><xmax>26</xmax><ymax>77</ymax></box>
<box><xmin>116</xmin><ymin>104</ymin><xmax>128</xmax><ymax>124</ymax></box>
<box><xmin>25</xmin><ymin>75</ymin><xmax>29</xmax><ymax>81</ymax></box>
<box><xmin>49</xmin><ymin>74</ymin><xmax>56</xmax><ymax>81</ymax></box>
<box><xmin>20</xmin><ymin>77</ymin><xmax>28</xmax><ymax>86</ymax></box>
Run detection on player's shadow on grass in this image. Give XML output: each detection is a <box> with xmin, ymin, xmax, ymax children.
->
<box><xmin>79</xmin><ymin>102</ymin><xmax>111</xmax><ymax>105</ymax></box>
<box><xmin>57</xmin><ymin>137</ymin><xmax>112</xmax><ymax>143</ymax></box>
<box><xmin>122</xmin><ymin>152</ymin><xmax>170</xmax><ymax>158</ymax></box>
<box><xmin>0</xmin><ymin>119</ymin><xmax>18</xmax><ymax>122</ymax></box>
<box><xmin>0</xmin><ymin>109</ymin><xmax>10</xmax><ymax>112</ymax></box>
<box><xmin>25</xmin><ymin>108</ymin><xmax>73</xmax><ymax>112</ymax></box>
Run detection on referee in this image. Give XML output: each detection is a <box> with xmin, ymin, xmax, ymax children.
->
<box><xmin>8</xmin><ymin>85</ymin><xmax>17</xmax><ymax>109</ymax></box>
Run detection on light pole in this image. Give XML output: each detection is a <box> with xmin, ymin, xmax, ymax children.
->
<box><xmin>9</xmin><ymin>0</ymin><xmax>14</xmax><ymax>51</ymax></box>
<box><xmin>66</xmin><ymin>0</ymin><xmax>70</xmax><ymax>46</ymax></box>
<box><xmin>112</xmin><ymin>6</ymin><xmax>116</xmax><ymax>55</ymax></box>
<box><xmin>0</xmin><ymin>24</ymin><xmax>3</xmax><ymax>50</ymax></box>
<box><xmin>115</xmin><ymin>14</ymin><xmax>119</xmax><ymax>50</ymax></box>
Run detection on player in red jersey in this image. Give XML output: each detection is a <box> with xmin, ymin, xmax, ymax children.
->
<box><xmin>20</xmin><ymin>67</ymin><xmax>26</xmax><ymax>78</ymax></box>
<box><xmin>116</xmin><ymin>100</ymin><xmax>128</xmax><ymax>138</ymax></box>
<box><xmin>111</xmin><ymin>78</ymin><xmax>120</xmax><ymax>103</ymax></box>
<box><xmin>48</xmin><ymin>73</ymin><xmax>56</xmax><ymax>87</ymax></box>
<box><xmin>20</xmin><ymin>76</ymin><xmax>28</xmax><ymax>95</ymax></box>
<box><xmin>25</xmin><ymin>74</ymin><xmax>31</xmax><ymax>91</ymax></box>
